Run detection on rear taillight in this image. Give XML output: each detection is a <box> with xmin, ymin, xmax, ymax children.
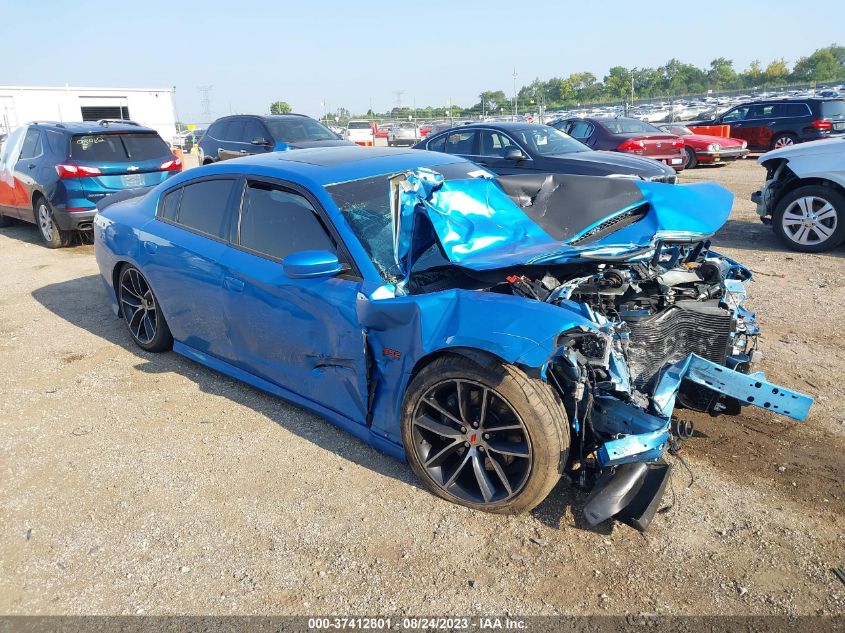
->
<box><xmin>812</xmin><ymin>119</ymin><xmax>832</xmax><ymax>131</ymax></box>
<box><xmin>160</xmin><ymin>155</ymin><xmax>183</xmax><ymax>172</ymax></box>
<box><xmin>671</xmin><ymin>138</ymin><xmax>685</xmax><ymax>149</ymax></box>
<box><xmin>617</xmin><ymin>138</ymin><xmax>646</xmax><ymax>153</ymax></box>
<box><xmin>55</xmin><ymin>164</ymin><xmax>102</xmax><ymax>179</ymax></box>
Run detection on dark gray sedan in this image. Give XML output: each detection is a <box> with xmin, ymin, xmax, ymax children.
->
<box><xmin>412</xmin><ymin>122</ymin><xmax>677</xmax><ymax>183</ymax></box>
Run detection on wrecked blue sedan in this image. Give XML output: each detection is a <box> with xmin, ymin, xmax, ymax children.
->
<box><xmin>93</xmin><ymin>146</ymin><xmax>812</xmax><ymax>530</ymax></box>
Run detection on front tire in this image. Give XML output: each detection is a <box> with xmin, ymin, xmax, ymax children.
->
<box><xmin>773</xmin><ymin>185</ymin><xmax>845</xmax><ymax>252</ymax></box>
<box><xmin>35</xmin><ymin>197</ymin><xmax>71</xmax><ymax>248</ymax></box>
<box><xmin>402</xmin><ymin>354</ymin><xmax>568</xmax><ymax>514</ymax></box>
<box><xmin>118</xmin><ymin>265</ymin><xmax>173</xmax><ymax>352</ymax></box>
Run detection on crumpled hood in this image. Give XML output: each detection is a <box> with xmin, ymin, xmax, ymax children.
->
<box><xmin>391</xmin><ymin>169</ymin><xmax>733</xmax><ymax>282</ymax></box>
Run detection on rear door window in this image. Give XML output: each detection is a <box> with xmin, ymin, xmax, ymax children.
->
<box><xmin>173</xmin><ymin>179</ymin><xmax>235</xmax><ymax>239</ymax></box>
<box><xmin>238</xmin><ymin>182</ymin><xmax>335</xmax><ymax>261</ymax></box>
<box><xmin>565</xmin><ymin>120</ymin><xmax>593</xmax><ymax>140</ymax></box>
<box><xmin>244</xmin><ymin>119</ymin><xmax>268</xmax><ymax>143</ymax></box>
<box><xmin>222</xmin><ymin>119</ymin><xmax>247</xmax><ymax>142</ymax></box>
<box><xmin>19</xmin><ymin>128</ymin><xmax>42</xmax><ymax>160</ymax></box>
<box><xmin>443</xmin><ymin>130</ymin><xmax>477</xmax><ymax>155</ymax></box>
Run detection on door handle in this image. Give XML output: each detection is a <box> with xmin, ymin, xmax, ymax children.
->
<box><xmin>27</xmin><ymin>164</ymin><xmax>36</xmax><ymax>170</ymax></box>
<box><xmin>238</xmin><ymin>150</ymin><xmax>249</xmax><ymax>154</ymax></box>
<box><xmin>143</xmin><ymin>241</ymin><xmax>158</xmax><ymax>254</ymax></box>
<box><xmin>223</xmin><ymin>276</ymin><xmax>245</xmax><ymax>292</ymax></box>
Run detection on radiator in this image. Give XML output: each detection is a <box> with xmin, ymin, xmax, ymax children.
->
<box><xmin>623</xmin><ymin>300</ymin><xmax>732</xmax><ymax>392</ymax></box>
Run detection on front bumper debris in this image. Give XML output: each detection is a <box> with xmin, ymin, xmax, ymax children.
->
<box><xmin>584</xmin><ymin>353</ymin><xmax>813</xmax><ymax>530</ymax></box>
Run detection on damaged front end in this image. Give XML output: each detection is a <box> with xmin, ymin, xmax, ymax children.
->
<box><xmin>391</xmin><ymin>169</ymin><xmax>813</xmax><ymax>530</ymax></box>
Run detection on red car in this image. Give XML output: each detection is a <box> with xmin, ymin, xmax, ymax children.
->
<box><xmin>659</xmin><ymin>124</ymin><xmax>749</xmax><ymax>169</ymax></box>
<box><xmin>553</xmin><ymin>117</ymin><xmax>686</xmax><ymax>172</ymax></box>
<box><xmin>375</xmin><ymin>123</ymin><xmax>391</xmax><ymax>139</ymax></box>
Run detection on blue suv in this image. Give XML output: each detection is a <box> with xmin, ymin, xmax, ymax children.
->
<box><xmin>0</xmin><ymin>120</ymin><xmax>181</xmax><ymax>247</ymax></box>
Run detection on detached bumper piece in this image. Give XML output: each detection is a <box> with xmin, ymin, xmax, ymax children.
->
<box><xmin>583</xmin><ymin>462</ymin><xmax>672</xmax><ymax>531</ymax></box>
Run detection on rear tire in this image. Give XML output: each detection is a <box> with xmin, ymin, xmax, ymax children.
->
<box><xmin>770</xmin><ymin>133</ymin><xmax>796</xmax><ymax>151</ymax></box>
<box><xmin>34</xmin><ymin>197</ymin><xmax>72</xmax><ymax>248</ymax></box>
<box><xmin>773</xmin><ymin>184</ymin><xmax>845</xmax><ymax>253</ymax></box>
<box><xmin>401</xmin><ymin>354</ymin><xmax>568</xmax><ymax>514</ymax></box>
<box><xmin>118</xmin><ymin>265</ymin><xmax>173</xmax><ymax>352</ymax></box>
<box><xmin>683</xmin><ymin>146</ymin><xmax>698</xmax><ymax>169</ymax></box>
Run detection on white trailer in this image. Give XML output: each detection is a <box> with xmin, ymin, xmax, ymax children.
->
<box><xmin>0</xmin><ymin>86</ymin><xmax>177</xmax><ymax>142</ymax></box>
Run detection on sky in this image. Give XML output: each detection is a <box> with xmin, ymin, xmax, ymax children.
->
<box><xmin>1</xmin><ymin>0</ymin><xmax>843</xmax><ymax>123</ymax></box>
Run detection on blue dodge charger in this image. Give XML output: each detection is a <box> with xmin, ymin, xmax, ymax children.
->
<box><xmin>94</xmin><ymin>146</ymin><xmax>811</xmax><ymax>529</ymax></box>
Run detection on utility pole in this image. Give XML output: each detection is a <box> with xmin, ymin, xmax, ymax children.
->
<box><xmin>197</xmin><ymin>85</ymin><xmax>213</xmax><ymax>122</ymax></box>
<box><xmin>392</xmin><ymin>90</ymin><xmax>404</xmax><ymax>120</ymax></box>
<box><xmin>629</xmin><ymin>68</ymin><xmax>635</xmax><ymax>116</ymax></box>
<box><xmin>512</xmin><ymin>68</ymin><xmax>518</xmax><ymax>118</ymax></box>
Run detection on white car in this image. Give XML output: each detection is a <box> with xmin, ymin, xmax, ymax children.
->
<box><xmin>343</xmin><ymin>120</ymin><xmax>375</xmax><ymax>146</ymax></box>
<box><xmin>387</xmin><ymin>123</ymin><xmax>420</xmax><ymax>147</ymax></box>
<box><xmin>753</xmin><ymin>137</ymin><xmax>845</xmax><ymax>252</ymax></box>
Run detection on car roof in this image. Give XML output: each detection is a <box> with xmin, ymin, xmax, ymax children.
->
<box><xmin>213</xmin><ymin>114</ymin><xmax>311</xmax><ymax>122</ymax></box>
<box><xmin>454</xmin><ymin>122</ymin><xmax>542</xmax><ymax>131</ymax></box>
<box><xmin>30</xmin><ymin>121</ymin><xmax>158</xmax><ymax>134</ymax></box>
<box><xmin>192</xmin><ymin>145</ymin><xmax>468</xmax><ymax>186</ymax></box>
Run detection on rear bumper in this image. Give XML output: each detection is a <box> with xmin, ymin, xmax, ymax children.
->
<box><xmin>52</xmin><ymin>207</ymin><xmax>97</xmax><ymax>231</ymax></box>
<box><xmin>695</xmin><ymin>148</ymin><xmax>750</xmax><ymax>163</ymax></box>
<box><xmin>624</xmin><ymin>151</ymin><xmax>685</xmax><ymax>171</ymax></box>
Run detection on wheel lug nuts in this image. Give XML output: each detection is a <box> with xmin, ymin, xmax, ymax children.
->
<box><xmin>479</xmin><ymin>446</ymin><xmax>485</xmax><ymax>452</ymax></box>
<box><xmin>461</xmin><ymin>427</ymin><xmax>467</xmax><ymax>433</ymax></box>
<box><xmin>483</xmin><ymin>433</ymin><xmax>490</xmax><ymax>440</ymax></box>
<box><xmin>464</xmin><ymin>441</ymin><xmax>470</xmax><ymax>448</ymax></box>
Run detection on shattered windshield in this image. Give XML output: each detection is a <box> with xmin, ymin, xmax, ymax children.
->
<box><xmin>325</xmin><ymin>162</ymin><xmax>491</xmax><ymax>281</ymax></box>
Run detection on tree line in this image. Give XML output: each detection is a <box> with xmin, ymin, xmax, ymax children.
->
<box><xmin>276</xmin><ymin>44</ymin><xmax>845</xmax><ymax>121</ymax></box>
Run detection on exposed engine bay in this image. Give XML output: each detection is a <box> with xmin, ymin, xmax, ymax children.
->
<box><xmin>388</xmin><ymin>170</ymin><xmax>812</xmax><ymax>530</ymax></box>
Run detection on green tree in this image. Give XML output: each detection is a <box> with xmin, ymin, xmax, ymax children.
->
<box><xmin>793</xmin><ymin>48</ymin><xmax>841</xmax><ymax>83</ymax></box>
<box><xmin>708</xmin><ymin>57</ymin><xmax>737</xmax><ymax>90</ymax></box>
<box><xmin>270</xmin><ymin>101</ymin><xmax>292</xmax><ymax>115</ymax></box>
<box><xmin>603</xmin><ymin>66</ymin><xmax>631</xmax><ymax>101</ymax></box>
<box><xmin>741</xmin><ymin>60</ymin><xmax>764</xmax><ymax>88</ymax></box>
<box><xmin>765</xmin><ymin>58</ymin><xmax>790</xmax><ymax>84</ymax></box>
<box><xmin>476</xmin><ymin>90</ymin><xmax>508</xmax><ymax>114</ymax></box>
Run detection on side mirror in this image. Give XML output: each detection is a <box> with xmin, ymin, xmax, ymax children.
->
<box><xmin>251</xmin><ymin>137</ymin><xmax>270</xmax><ymax>145</ymax></box>
<box><xmin>503</xmin><ymin>148</ymin><xmax>527</xmax><ymax>161</ymax></box>
<box><xmin>283</xmin><ymin>250</ymin><xmax>342</xmax><ymax>279</ymax></box>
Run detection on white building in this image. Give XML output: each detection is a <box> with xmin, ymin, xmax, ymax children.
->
<box><xmin>0</xmin><ymin>86</ymin><xmax>178</xmax><ymax>141</ymax></box>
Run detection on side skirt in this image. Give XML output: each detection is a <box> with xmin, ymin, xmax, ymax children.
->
<box><xmin>172</xmin><ymin>341</ymin><xmax>407</xmax><ymax>462</ymax></box>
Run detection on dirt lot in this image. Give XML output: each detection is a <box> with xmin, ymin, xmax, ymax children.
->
<box><xmin>1</xmin><ymin>157</ymin><xmax>844</xmax><ymax>616</ymax></box>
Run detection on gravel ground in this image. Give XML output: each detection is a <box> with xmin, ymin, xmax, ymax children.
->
<box><xmin>1</xmin><ymin>157</ymin><xmax>843</xmax><ymax>616</ymax></box>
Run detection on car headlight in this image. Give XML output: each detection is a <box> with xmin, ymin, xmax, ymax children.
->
<box><xmin>741</xmin><ymin>140</ymin><xmax>748</xmax><ymax>149</ymax></box>
<box><xmin>707</xmin><ymin>143</ymin><xmax>721</xmax><ymax>152</ymax></box>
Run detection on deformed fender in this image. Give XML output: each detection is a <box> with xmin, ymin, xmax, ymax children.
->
<box><xmin>356</xmin><ymin>286</ymin><xmax>596</xmax><ymax>443</ymax></box>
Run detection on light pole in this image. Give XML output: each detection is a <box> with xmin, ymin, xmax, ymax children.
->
<box><xmin>512</xmin><ymin>68</ymin><xmax>518</xmax><ymax>118</ymax></box>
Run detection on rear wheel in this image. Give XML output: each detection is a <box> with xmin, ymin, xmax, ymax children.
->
<box><xmin>683</xmin><ymin>146</ymin><xmax>697</xmax><ymax>169</ymax></box>
<box><xmin>770</xmin><ymin>133</ymin><xmax>796</xmax><ymax>150</ymax></box>
<box><xmin>118</xmin><ymin>265</ymin><xmax>173</xmax><ymax>352</ymax></box>
<box><xmin>402</xmin><ymin>354</ymin><xmax>568</xmax><ymax>514</ymax></box>
<box><xmin>34</xmin><ymin>197</ymin><xmax>71</xmax><ymax>248</ymax></box>
<box><xmin>773</xmin><ymin>185</ymin><xmax>845</xmax><ymax>252</ymax></box>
